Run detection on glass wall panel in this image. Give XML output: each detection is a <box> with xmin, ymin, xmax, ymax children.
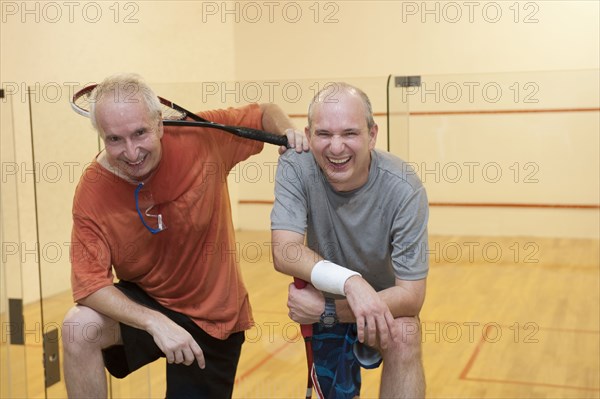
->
<box><xmin>388</xmin><ymin>70</ymin><xmax>600</xmax><ymax>237</ymax></box>
<box><xmin>28</xmin><ymin>84</ymin><xmax>100</xmax><ymax>398</ymax></box>
<box><xmin>387</xmin><ymin>70</ymin><xmax>599</xmax><ymax>398</ymax></box>
<box><xmin>1</xmin><ymin>87</ymin><xmax>29</xmax><ymax>399</ymax></box>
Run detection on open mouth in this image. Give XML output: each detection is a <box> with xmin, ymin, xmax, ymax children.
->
<box><xmin>124</xmin><ymin>154</ymin><xmax>147</xmax><ymax>168</ymax></box>
<box><xmin>327</xmin><ymin>156</ymin><xmax>351</xmax><ymax>166</ymax></box>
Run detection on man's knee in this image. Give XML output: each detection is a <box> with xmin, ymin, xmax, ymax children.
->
<box><xmin>384</xmin><ymin>316</ymin><xmax>422</xmax><ymax>362</ymax></box>
<box><xmin>62</xmin><ymin>305</ymin><xmax>121</xmax><ymax>351</ymax></box>
<box><xmin>398</xmin><ymin>316</ymin><xmax>421</xmax><ymax>344</ymax></box>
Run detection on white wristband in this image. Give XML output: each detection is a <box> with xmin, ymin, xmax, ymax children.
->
<box><xmin>310</xmin><ymin>260</ymin><xmax>361</xmax><ymax>296</ymax></box>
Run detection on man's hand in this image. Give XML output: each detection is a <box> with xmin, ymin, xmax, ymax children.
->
<box><xmin>147</xmin><ymin>315</ymin><xmax>206</xmax><ymax>369</ymax></box>
<box><xmin>344</xmin><ymin>276</ymin><xmax>398</xmax><ymax>349</ymax></box>
<box><xmin>281</xmin><ymin>128</ymin><xmax>309</xmax><ymax>155</ymax></box>
<box><xmin>287</xmin><ymin>282</ymin><xmax>324</xmax><ymax>324</ymax></box>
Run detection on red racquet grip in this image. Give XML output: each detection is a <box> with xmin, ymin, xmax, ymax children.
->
<box><xmin>294</xmin><ymin>278</ymin><xmax>307</xmax><ymax>289</ymax></box>
<box><xmin>293</xmin><ymin>278</ymin><xmax>313</xmax><ymax>338</ymax></box>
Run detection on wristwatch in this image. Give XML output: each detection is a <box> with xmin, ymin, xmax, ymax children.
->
<box><xmin>320</xmin><ymin>297</ymin><xmax>338</xmax><ymax>328</ymax></box>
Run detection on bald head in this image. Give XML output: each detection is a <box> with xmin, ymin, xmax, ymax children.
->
<box><xmin>307</xmin><ymin>83</ymin><xmax>375</xmax><ymax>132</ymax></box>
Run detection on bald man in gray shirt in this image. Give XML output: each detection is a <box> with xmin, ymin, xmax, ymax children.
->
<box><xmin>271</xmin><ymin>83</ymin><xmax>428</xmax><ymax>399</ymax></box>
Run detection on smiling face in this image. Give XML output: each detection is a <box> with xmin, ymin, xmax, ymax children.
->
<box><xmin>306</xmin><ymin>87</ymin><xmax>378</xmax><ymax>192</ymax></box>
<box><xmin>95</xmin><ymin>94</ymin><xmax>164</xmax><ymax>183</ymax></box>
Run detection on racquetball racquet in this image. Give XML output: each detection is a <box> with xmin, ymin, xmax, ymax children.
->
<box><xmin>294</xmin><ymin>278</ymin><xmax>324</xmax><ymax>399</ymax></box>
<box><xmin>70</xmin><ymin>84</ymin><xmax>289</xmax><ymax>147</ymax></box>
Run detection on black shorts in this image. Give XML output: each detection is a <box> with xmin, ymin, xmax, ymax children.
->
<box><xmin>102</xmin><ymin>281</ymin><xmax>245</xmax><ymax>399</ymax></box>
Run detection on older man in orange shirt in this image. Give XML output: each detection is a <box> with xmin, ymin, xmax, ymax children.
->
<box><xmin>62</xmin><ymin>73</ymin><xmax>307</xmax><ymax>398</ymax></box>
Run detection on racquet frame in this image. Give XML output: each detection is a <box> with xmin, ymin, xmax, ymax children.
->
<box><xmin>70</xmin><ymin>84</ymin><xmax>288</xmax><ymax>147</ymax></box>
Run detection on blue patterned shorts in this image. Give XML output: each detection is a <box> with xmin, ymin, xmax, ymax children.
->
<box><xmin>312</xmin><ymin>323</ymin><xmax>383</xmax><ymax>399</ymax></box>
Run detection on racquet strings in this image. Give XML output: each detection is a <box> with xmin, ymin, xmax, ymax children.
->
<box><xmin>160</xmin><ymin>103</ymin><xmax>187</xmax><ymax>121</ymax></box>
<box><xmin>73</xmin><ymin>86</ymin><xmax>187</xmax><ymax>121</ymax></box>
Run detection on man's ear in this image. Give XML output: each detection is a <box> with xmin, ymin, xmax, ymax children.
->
<box><xmin>368</xmin><ymin>124</ymin><xmax>379</xmax><ymax>149</ymax></box>
<box><xmin>157</xmin><ymin>118</ymin><xmax>164</xmax><ymax>139</ymax></box>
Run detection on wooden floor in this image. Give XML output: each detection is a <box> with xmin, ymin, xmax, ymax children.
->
<box><xmin>2</xmin><ymin>231</ymin><xmax>599</xmax><ymax>398</ymax></box>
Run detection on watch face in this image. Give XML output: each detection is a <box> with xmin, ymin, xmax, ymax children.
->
<box><xmin>321</xmin><ymin>298</ymin><xmax>337</xmax><ymax>327</ymax></box>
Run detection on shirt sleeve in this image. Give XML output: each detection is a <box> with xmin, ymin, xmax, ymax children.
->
<box><xmin>198</xmin><ymin>104</ymin><xmax>265</xmax><ymax>171</ymax></box>
<box><xmin>390</xmin><ymin>185</ymin><xmax>429</xmax><ymax>280</ymax></box>
<box><xmin>70</xmin><ymin>205</ymin><xmax>115</xmax><ymax>302</ymax></box>
<box><xmin>270</xmin><ymin>152</ymin><xmax>308</xmax><ymax>235</ymax></box>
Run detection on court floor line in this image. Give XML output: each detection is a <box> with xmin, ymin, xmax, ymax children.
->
<box><xmin>234</xmin><ymin>337</ymin><xmax>297</xmax><ymax>383</ymax></box>
<box><xmin>459</xmin><ymin>325</ymin><xmax>600</xmax><ymax>392</ymax></box>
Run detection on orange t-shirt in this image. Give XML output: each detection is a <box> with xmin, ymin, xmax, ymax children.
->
<box><xmin>70</xmin><ymin>104</ymin><xmax>264</xmax><ymax>339</ymax></box>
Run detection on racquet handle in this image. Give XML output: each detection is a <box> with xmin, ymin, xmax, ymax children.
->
<box><xmin>163</xmin><ymin>120</ymin><xmax>289</xmax><ymax>147</ymax></box>
<box><xmin>293</xmin><ymin>278</ymin><xmax>307</xmax><ymax>289</ymax></box>
<box><xmin>293</xmin><ymin>278</ymin><xmax>313</xmax><ymax>339</ymax></box>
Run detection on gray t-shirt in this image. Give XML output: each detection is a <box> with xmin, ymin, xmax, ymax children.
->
<box><xmin>271</xmin><ymin>149</ymin><xmax>429</xmax><ymax>292</ymax></box>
